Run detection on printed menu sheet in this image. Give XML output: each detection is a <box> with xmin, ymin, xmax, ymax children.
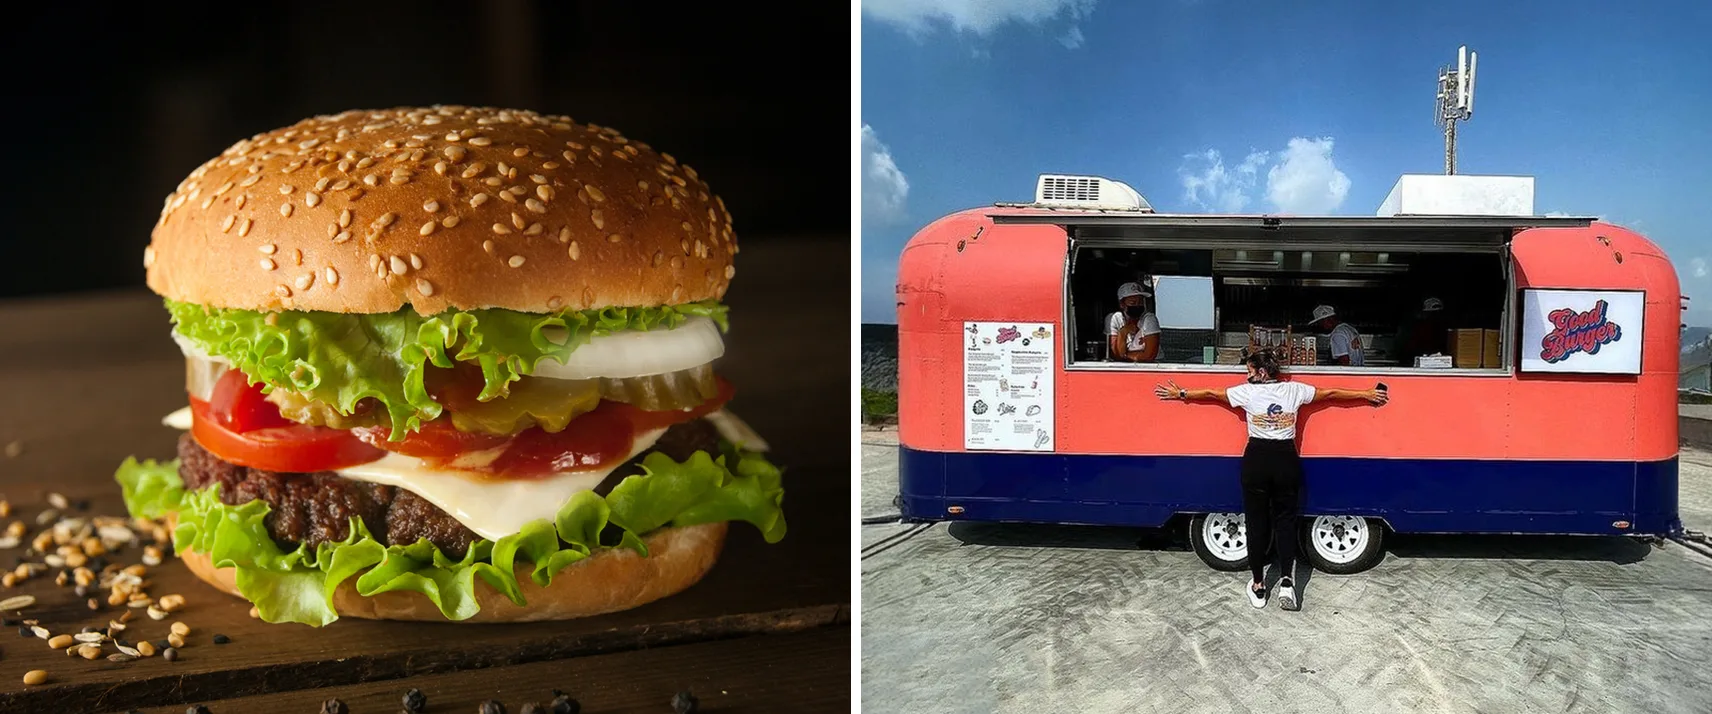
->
<box><xmin>963</xmin><ymin>322</ymin><xmax>1055</xmax><ymax>451</ymax></box>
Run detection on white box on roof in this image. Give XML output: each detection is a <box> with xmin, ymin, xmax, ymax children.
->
<box><xmin>1377</xmin><ymin>174</ymin><xmax>1535</xmax><ymax>217</ymax></box>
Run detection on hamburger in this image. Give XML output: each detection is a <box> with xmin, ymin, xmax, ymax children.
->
<box><xmin>113</xmin><ymin>106</ymin><xmax>785</xmax><ymax>626</ymax></box>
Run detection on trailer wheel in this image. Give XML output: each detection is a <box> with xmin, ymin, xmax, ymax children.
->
<box><xmin>1189</xmin><ymin>513</ymin><xmax>1250</xmax><ymax>571</ymax></box>
<box><xmin>1301</xmin><ymin>516</ymin><xmax>1385</xmax><ymax>574</ymax></box>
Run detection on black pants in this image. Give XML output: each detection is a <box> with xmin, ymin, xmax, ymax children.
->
<box><xmin>1241</xmin><ymin>437</ymin><xmax>1303</xmax><ymax>583</ymax></box>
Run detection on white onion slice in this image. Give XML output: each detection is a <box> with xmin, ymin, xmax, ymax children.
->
<box><xmin>530</xmin><ymin>316</ymin><xmax>725</xmax><ymax>380</ymax></box>
<box><xmin>185</xmin><ymin>354</ymin><xmax>229</xmax><ymax>402</ymax></box>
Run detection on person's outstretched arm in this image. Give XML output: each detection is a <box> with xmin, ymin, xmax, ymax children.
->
<box><xmin>1153</xmin><ymin>380</ymin><xmax>1226</xmax><ymax>403</ymax></box>
<box><xmin>1314</xmin><ymin>386</ymin><xmax>1389</xmax><ymax>405</ymax></box>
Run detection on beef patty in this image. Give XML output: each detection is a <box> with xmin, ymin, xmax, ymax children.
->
<box><xmin>176</xmin><ymin>419</ymin><xmax>722</xmax><ymax>558</ymax></box>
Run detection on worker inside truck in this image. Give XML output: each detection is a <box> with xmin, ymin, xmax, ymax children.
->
<box><xmin>1393</xmin><ymin>297</ymin><xmax>1451</xmax><ymax>363</ymax></box>
<box><xmin>1106</xmin><ymin>281</ymin><xmax>1161</xmax><ymax>362</ymax></box>
<box><xmin>1307</xmin><ymin>305</ymin><xmax>1366</xmax><ymax>367</ymax></box>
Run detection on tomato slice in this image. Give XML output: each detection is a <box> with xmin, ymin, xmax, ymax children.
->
<box><xmin>208</xmin><ymin>369</ymin><xmax>294</xmax><ymax>432</ymax></box>
<box><xmin>190</xmin><ymin>399</ymin><xmax>386</xmax><ymax>473</ymax></box>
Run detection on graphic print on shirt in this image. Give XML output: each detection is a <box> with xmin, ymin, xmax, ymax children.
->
<box><xmin>1250</xmin><ymin>402</ymin><xmax>1297</xmax><ymax>432</ymax></box>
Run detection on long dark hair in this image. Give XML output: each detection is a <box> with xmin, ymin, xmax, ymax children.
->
<box><xmin>1243</xmin><ymin>347</ymin><xmax>1285</xmax><ymax>383</ymax></box>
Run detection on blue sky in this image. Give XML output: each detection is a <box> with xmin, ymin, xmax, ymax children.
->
<box><xmin>859</xmin><ymin>0</ymin><xmax>1712</xmax><ymax>326</ymax></box>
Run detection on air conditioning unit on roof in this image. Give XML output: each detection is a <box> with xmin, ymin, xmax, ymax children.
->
<box><xmin>1034</xmin><ymin>174</ymin><xmax>1153</xmax><ymax>212</ymax></box>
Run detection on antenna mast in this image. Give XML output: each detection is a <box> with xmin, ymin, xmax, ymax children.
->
<box><xmin>1435</xmin><ymin>45</ymin><xmax>1478</xmax><ymax>174</ymax></box>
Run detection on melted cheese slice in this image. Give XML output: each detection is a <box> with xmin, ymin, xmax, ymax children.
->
<box><xmin>158</xmin><ymin>406</ymin><xmax>769</xmax><ymax>540</ymax></box>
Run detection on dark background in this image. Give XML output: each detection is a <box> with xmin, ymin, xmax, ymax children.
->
<box><xmin>2</xmin><ymin>1</ymin><xmax>850</xmax><ymax>299</ymax></box>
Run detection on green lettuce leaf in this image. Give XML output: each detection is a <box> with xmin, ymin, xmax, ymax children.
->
<box><xmin>113</xmin><ymin>441</ymin><xmax>784</xmax><ymax>627</ymax></box>
<box><xmin>166</xmin><ymin>298</ymin><xmax>729</xmax><ymax>441</ymax></box>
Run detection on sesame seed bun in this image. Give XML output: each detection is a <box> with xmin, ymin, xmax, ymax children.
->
<box><xmin>144</xmin><ymin>106</ymin><xmax>738</xmax><ymax>315</ymax></box>
<box><xmin>168</xmin><ymin>513</ymin><xmax>729</xmax><ymax>623</ymax></box>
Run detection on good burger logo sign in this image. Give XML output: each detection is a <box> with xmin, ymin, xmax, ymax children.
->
<box><xmin>1540</xmin><ymin>299</ymin><xmax>1623</xmax><ymax>363</ymax></box>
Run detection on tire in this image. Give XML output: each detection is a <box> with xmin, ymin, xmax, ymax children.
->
<box><xmin>1300</xmin><ymin>515</ymin><xmax>1386</xmax><ymax>574</ymax></box>
<box><xmin>1189</xmin><ymin>513</ymin><xmax>1250</xmax><ymax>571</ymax></box>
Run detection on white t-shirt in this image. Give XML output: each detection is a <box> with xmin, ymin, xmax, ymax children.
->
<box><xmin>1105</xmin><ymin>311</ymin><xmax>1161</xmax><ymax>354</ymax></box>
<box><xmin>1226</xmin><ymin>381</ymin><xmax>1316</xmax><ymax>441</ymax></box>
<box><xmin>1327</xmin><ymin>323</ymin><xmax>1366</xmax><ymax>367</ymax></box>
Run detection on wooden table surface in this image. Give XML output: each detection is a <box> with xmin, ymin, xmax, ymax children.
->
<box><xmin>0</xmin><ymin>238</ymin><xmax>851</xmax><ymax>713</ymax></box>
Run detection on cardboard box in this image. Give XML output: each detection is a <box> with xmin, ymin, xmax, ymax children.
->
<box><xmin>1481</xmin><ymin>329</ymin><xmax>1501</xmax><ymax>368</ymax></box>
<box><xmin>1447</xmin><ymin>328</ymin><xmax>1484</xmax><ymax>368</ymax></box>
<box><xmin>1415</xmin><ymin>354</ymin><xmax>1453</xmax><ymax>369</ymax></box>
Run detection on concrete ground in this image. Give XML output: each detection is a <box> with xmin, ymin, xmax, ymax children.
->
<box><xmin>860</xmin><ymin>431</ymin><xmax>1712</xmax><ymax>714</ymax></box>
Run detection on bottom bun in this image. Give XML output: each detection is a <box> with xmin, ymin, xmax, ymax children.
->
<box><xmin>167</xmin><ymin>514</ymin><xmax>728</xmax><ymax>622</ymax></box>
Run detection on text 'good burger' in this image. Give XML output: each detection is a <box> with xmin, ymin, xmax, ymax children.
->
<box><xmin>114</xmin><ymin>106</ymin><xmax>786</xmax><ymax>626</ymax></box>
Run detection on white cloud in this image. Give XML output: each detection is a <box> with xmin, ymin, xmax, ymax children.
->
<box><xmin>1179</xmin><ymin>137</ymin><xmax>1349</xmax><ymax>214</ymax></box>
<box><xmin>862</xmin><ymin>124</ymin><xmax>910</xmax><ymax>225</ymax></box>
<box><xmin>863</xmin><ymin>0</ymin><xmax>1096</xmax><ymax>47</ymax></box>
<box><xmin>1693</xmin><ymin>257</ymin><xmax>1708</xmax><ymax>279</ymax></box>
<box><xmin>1264</xmin><ymin>138</ymin><xmax>1351</xmax><ymax>214</ymax></box>
<box><xmin>1179</xmin><ymin>149</ymin><xmax>1268</xmax><ymax>213</ymax></box>
<box><xmin>1544</xmin><ymin>210</ymin><xmax>1573</xmax><ymax>218</ymax></box>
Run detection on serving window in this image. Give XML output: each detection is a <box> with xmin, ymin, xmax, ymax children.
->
<box><xmin>1059</xmin><ymin>222</ymin><xmax>1519</xmax><ymax>375</ymax></box>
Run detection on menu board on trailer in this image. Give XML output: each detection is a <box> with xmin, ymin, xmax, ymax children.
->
<box><xmin>1518</xmin><ymin>289</ymin><xmax>1645</xmax><ymax>375</ymax></box>
<box><xmin>963</xmin><ymin>322</ymin><xmax>1055</xmax><ymax>451</ymax></box>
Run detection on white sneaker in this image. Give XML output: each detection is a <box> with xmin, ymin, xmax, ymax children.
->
<box><xmin>1246</xmin><ymin>581</ymin><xmax>1267</xmax><ymax>609</ymax></box>
<box><xmin>1277</xmin><ymin>578</ymin><xmax>1299</xmax><ymax>611</ymax></box>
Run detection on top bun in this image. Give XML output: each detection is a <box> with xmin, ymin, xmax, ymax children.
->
<box><xmin>145</xmin><ymin>106</ymin><xmax>738</xmax><ymax>315</ymax></box>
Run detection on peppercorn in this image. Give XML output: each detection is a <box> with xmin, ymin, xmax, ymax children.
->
<box><xmin>213</xmin><ymin>633</ymin><xmax>231</xmax><ymax>645</ymax></box>
<box><xmin>402</xmin><ymin>688</ymin><xmax>427</xmax><ymax>712</ymax></box>
<box><xmin>672</xmin><ymin>691</ymin><xmax>698</xmax><ymax>713</ymax></box>
<box><xmin>479</xmin><ymin>700</ymin><xmax>508</xmax><ymax>714</ymax></box>
<box><xmin>550</xmin><ymin>692</ymin><xmax>581</xmax><ymax>714</ymax></box>
<box><xmin>164</xmin><ymin>647</ymin><xmax>180</xmax><ymax>662</ymax></box>
<box><xmin>18</xmin><ymin>625</ymin><xmax>31</xmax><ymax>638</ymax></box>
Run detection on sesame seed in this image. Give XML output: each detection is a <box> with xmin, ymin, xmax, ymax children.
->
<box><xmin>280</xmin><ymin>203</ymin><xmax>293</xmax><ymax>217</ymax></box>
<box><xmin>585</xmin><ymin>185</ymin><xmax>606</xmax><ymax>202</ymax></box>
<box><xmin>568</xmin><ymin>241</ymin><xmax>580</xmax><ymax>260</ymax></box>
<box><xmin>443</xmin><ymin>145</ymin><xmax>466</xmax><ymax>161</ymax></box>
<box><xmin>390</xmin><ymin>256</ymin><xmax>408</xmax><ymax>275</ymax></box>
<box><xmin>295</xmin><ymin>273</ymin><xmax>314</xmax><ymax>291</ymax></box>
<box><xmin>446</xmin><ymin>132</ymin><xmax>461</xmax><ymax>142</ymax></box>
<box><xmin>653</xmin><ymin>251</ymin><xmax>664</xmax><ymax>267</ymax></box>
<box><xmin>325</xmin><ymin>267</ymin><xmax>339</xmax><ymax>285</ymax></box>
<box><xmin>279</xmin><ymin>185</ymin><xmax>294</xmax><ymax>195</ymax></box>
<box><xmin>487</xmin><ymin>177</ymin><xmax>506</xmax><ymax>188</ymax></box>
<box><xmin>536</xmin><ymin>185</ymin><xmax>554</xmax><ymax>201</ymax></box>
<box><xmin>276</xmin><ymin>284</ymin><xmax>292</xmax><ymax>298</ymax></box>
<box><xmin>333</xmin><ymin>231</ymin><xmax>351</xmax><ymax>243</ymax></box>
<box><xmin>239</xmin><ymin>175</ymin><xmax>261</xmax><ymax>187</ymax></box>
<box><xmin>239</xmin><ymin>218</ymin><xmax>254</xmax><ymax>237</ymax></box>
<box><xmin>305</xmin><ymin>192</ymin><xmax>321</xmax><ymax>207</ymax></box>
<box><xmin>548</xmin><ymin>296</ymin><xmax>563</xmax><ymax>309</ymax></box>
<box><xmin>608</xmin><ymin>233</ymin><xmax>622</xmax><ymax>243</ymax></box>
<box><xmin>543</xmin><ymin>161</ymin><xmax>560</xmax><ymax>170</ymax></box>
<box><xmin>680</xmin><ymin>239</ymin><xmax>691</xmax><ymax>254</ymax></box>
<box><xmin>376</xmin><ymin>212</ymin><xmax>397</xmax><ymax>228</ymax></box>
<box><xmin>530</xmin><ymin>174</ymin><xmax>547</xmax><ymax>184</ymax></box>
<box><xmin>221</xmin><ymin>215</ymin><xmax>236</xmax><ymax>233</ymax></box>
<box><xmin>389</xmin><ymin>175</ymin><xmax>410</xmax><ymax>185</ymax></box>
<box><xmin>562</xmin><ymin>150</ymin><xmax>577</xmax><ymax>163</ymax></box>
<box><xmin>143</xmin><ymin>246</ymin><xmax>156</xmax><ymax>268</ymax></box>
<box><xmin>363</xmin><ymin>174</ymin><xmax>379</xmax><ymax>187</ymax></box>
<box><xmin>558</xmin><ymin>227</ymin><xmax>571</xmax><ymax>243</ymax></box>
<box><xmin>216</xmin><ymin>181</ymin><xmax>234</xmax><ymax>195</ymax></box>
<box><xmin>409</xmin><ymin>253</ymin><xmax>423</xmax><ymax>270</ymax></box>
<box><xmin>524</xmin><ymin>223</ymin><xmax>543</xmax><ymax>235</ymax></box>
<box><xmin>725</xmin><ymin>265</ymin><xmax>736</xmax><ymax>278</ymax></box>
<box><xmin>671</xmin><ymin>255</ymin><xmax>685</xmax><ymax>269</ymax></box>
<box><xmin>511</xmin><ymin>212</ymin><xmax>526</xmax><ymax>230</ymax></box>
<box><xmin>259</xmin><ymin>243</ymin><xmax>277</xmax><ymax>254</ymax></box>
<box><xmin>508</xmin><ymin>255</ymin><xmax>525</xmax><ymax>268</ymax></box>
<box><xmin>492</xmin><ymin>223</ymin><xmax>512</xmax><ymax>235</ymax></box>
<box><xmin>525</xmin><ymin>198</ymin><xmax>547</xmax><ymax>214</ymax></box>
<box><xmin>292</xmin><ymin>248</ymin><xmax>302</xmax><ymax>265</ymax></box>
<box><xmin>497</xmin><ymin>161</ymin><xmax>511</xmax><ymax>176</ymax></box>
<box><xmin>315</xmin><ymin>177</ymin><xmax>331</xmax><ymax>191</ymax></box>
<box><xmin>416</xmin><ymin>278</ymin><xmax>435</xmax><ymax>296</ymax></box>
<box><xmin>682</xmin><ymin>221</ymin><xmax>693</xmax><ymax>232</ymax></box>
<box><xmin>471</xmin><ymin>194</ymin><xmax>490</xmax><ymax>207</ymax></box>
<box><xmin>497</xmin><ymin>187</ymin><xmax>516</xmax><ymax>199</ymax></box>
<box><xmin>356</xmin><ymin>157</ymin><xmax>375</xmax><ymax>169</ymax></box>
<box><xmin>419</xmin><ymin>221</ymin><xmax>437</xmax><ymax>236</ymax></box>
<box><xmin>442</xmin><ymin>216</ymin><xmax>460</xmax><ymax>228</ymax></box>
<box><xmin>514</xmin><ymin>147</ymin><xmax>530</xmax><ymax>158</ymax></box>
<box><xmin>590</xmin><ymin>209</ymin><xmax>605</xmax><ymax>230</ymax></box>
<box><xmin>333</xmin><ymin>179</ymin><xmax>351</xmax><ymax>190</ymax></box>
<box><xmin>260</xmin><ymin>258</ymin><xmax>276</xmax><ymax>271</ymax></box>
<box><xmin>482</xmin><ymin>239</ymin><xmax>496</xmax><ymax>254</ymax></box>
<box><xmin>468</xmin><ymin>137</ymin><xmax>492</xmax><ymax>146</ymax></box>
<box><xmin>369</xmin><ymin>254</ymin><xmax>382</xmax><ymax>271</ymax></box>
<box><xmin>424</xmin><ymin>200</ymin><xmax>441</xmax><ymax>213</ymax></box>
<box><xmin>200</xmin><ymin>197</ymin><xmax>213</xmax><ymax>209</ymax></box>
<box><xmin>433</xmin><ymin>161</ymin><xmax>448</xmax><ymax>176</ymax></box>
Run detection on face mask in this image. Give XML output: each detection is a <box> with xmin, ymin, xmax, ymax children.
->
<box><xmin>1124</xmin><ymin>305</ymin><xmax>1145</xmax><ymax>319</ymax></box>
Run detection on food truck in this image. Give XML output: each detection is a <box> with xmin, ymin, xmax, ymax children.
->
<box><xmin>893</xmin><ymin>173</ymin><xmax>1683</xmax><ymax>574</ymax></box>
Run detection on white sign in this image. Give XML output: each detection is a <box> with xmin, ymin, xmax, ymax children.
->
<box><xmin>1519</xmin><ymin>289</ymin><xmax>1645</xmax><ymax>375</ymax></box>
<box><xmin>963</xmin><ymin>322</ymin><xmax>1055</xmax><ymax>451</ymax></box>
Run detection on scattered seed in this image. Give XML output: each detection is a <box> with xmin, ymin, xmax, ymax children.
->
<box><xmin>419</xmin><ymin>221</ymin><xmax>437</xmax><ymax>236</ymax></box>
<box><xmin>239</xmin><ymin>218</ymin><xmax>254</xmax><ymax>237</ymax></box>
<box><xmin>22</xmin><ymin>670</ymin><xmax>46</xmax><ymax>686</ymax></box>
<box><xmin>320</xmin><ymin>698</ymin><xmax>348</xmax><ymax>714</ymax></box>
<box><xmin>508</xmin><ymin>255</ymin><xmax>526</xmax><ymax>268</ymax></box>
<box><xmin>167</xmin><ymin>632</ymin><xmax>185</xmax><ymax>648</ymax></box>
<box><xmin>497</xmin><ymin>184</ymin><xmax>515</xmax><ymax>197</ymax></box>
<box><xmin>521</xmin><ymin>704</ymin><xmax>545</xmax><ymax>714</ymax></box>
<box><xmin>138</xmin><ymin>640</ymin><xmax>156</xmax><ymax>657</ymax></box>
<box><xmin>305</xmin><ymin>192</ymin><xmax>322</xmax><ymax>208</ymax></box>
<box><xmin>672</xmin><ymin>691</ymin><xmax>699</xmax><ymax>713</ymax></box>
<box><xmin>170</xmin><ymin>621</ymin><xmax>190</xmax><ymax>637</ymax></box>
<box><xmin>325</xmin><ymin>267</ymin><xmax>340</xmax><ymax>286</ymax></box>
<box><xmin>116</xmin><ymin>641</ymin><xmax>140</xmax><ymax>656</ymax></box>
<box><xmin>511</xmin><ymin>212</ymin><xmax>527</xmax><ymax>230</ymax></box>
<box><xmin>468</xmin><ymin>136</ymin><xmax>492</xmax><ymax>146</ymax></box>
<box><xmin>482</xmin><ymin>240</ymin><xmax>496</xmax><ymax>255</ymax></box>
<box><xmin>31</xmin><ymin>625</ymin><xmax>49</xmax><ymax>639</ymax></box>
<box><xmin>108</xmin><ymin>653</ymin><xmax>137</xmax><ymax>663</ymax></box>
<box><xmin>492</xmin><ymin>223</ymin><xmax>512</xmax><ymax>235</ymax></box>
<box><xmin>78</xmin><ymin>644</ymin><xmax>101</xmax><ymax>660</ymax></box>
<box><xmin>402</xmin><ymin>687</ymin><xmax>428</xmax><ymax>712</ymax></box>
<box><xmin>36</xmin><ymin>509</ymin><xmax>59</xmax><ymax>526</ymax></box>
<box><xmin>148</xmin><ymin>606</ymin><xmax>168</xmax><ymax>621</ymax></box>
<box><xmin>442</xmin><ymin>216</ymin><xmax>461</xmax><ymax>228</ymax></box>
<box><xmin>525</xmin><ymin>198</ymin><xmax>547</xmax><ymax>214</ymax></box>
<box><xmin>549</xmin><ymin>691</ymin><xmax>580</xmax><ymax>714</ymax></box>
<box><xmin>471</xmin><ymin>193</ymin><xmax>491</xmax><ymax>208</ymax></box>
<box><xmin>48</xmin><ymin>492</ymin><xmax>70</xmax><ymax>509</ymax></box>
<box><xmin>333</xmin><ymin>230</ymin><xmax>352</xmax><ymax>244</ymax></box>
<box><xmin>47</xmin><ymin>634</ymin><xmax>73</xmax><ymax>648</ymax></box>
<box><xmin>608</xmin><ymin>233</ymin><xmax>622</xmax><ymax>243</ymax></box>
<box><xmin>259</xmin><ymin>258</ymin><xmax>276</xmax><ymax>271</ymax></box>
<box><xmin>480</xmin><ymin>701</ymin><xmax>506</xmax><ymax>714</ymax></box>
<box><xmin>0</xmin><ymin>594</ymin><xmax>35</xmax><ymax>610</ymax></box>
<box><xmin>163</xmin><ymin>647</ymin><xmax>179</xmax><ymax>662</ymax></box>
<box><xmin>416</xmin><ymin>279</ymin><xmax>435</xmax><ymax>296</ymax></box>
<box><xmin>585</xmin><ymin>185</ymin><xmax>606</xmax><ymax>202</ymax></box>
<box><xmin>248</xmin><ymin>606</ymin><xmax>259</xmax><ymax>619</ymax></box>
<box><xmin>74</xmin><ymin>632</ymin><xmax>104</xmax><ymax>644</ymax></box>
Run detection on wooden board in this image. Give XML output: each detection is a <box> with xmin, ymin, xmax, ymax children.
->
<box><xmin>0</xmin><ymin>239</ymin><xmax>851</xmax><ymax>711</ymax></box>
<box><xmin>124</xmin><ymin>628</ymin><xmax>850</xmax><ymax>714</ymax></box>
